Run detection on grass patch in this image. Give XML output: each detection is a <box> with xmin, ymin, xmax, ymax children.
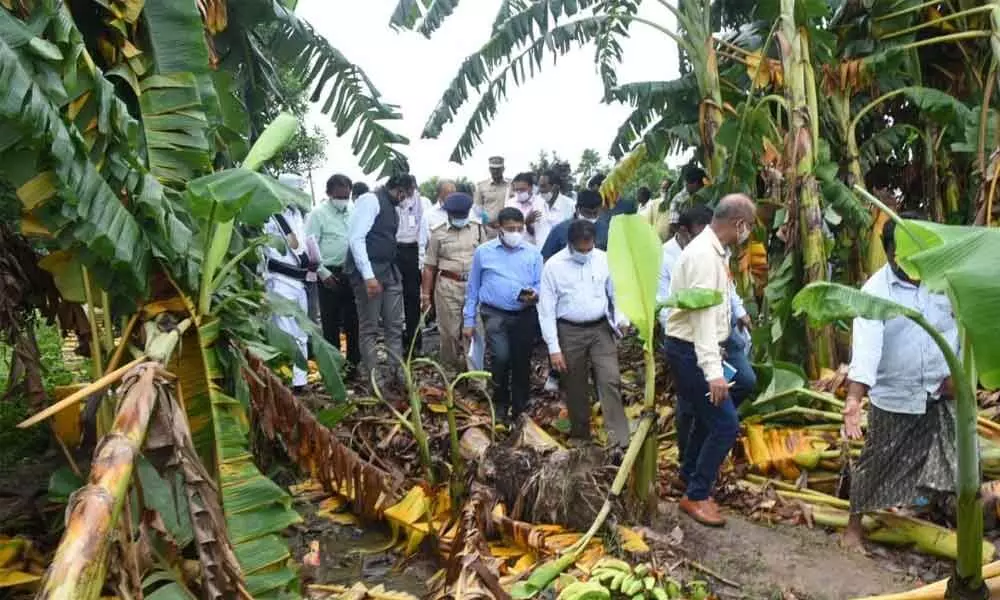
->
<box><xmin>0</xmin><ymin>318</ymin><xmax>79</xmax><ymax>471</ymax></box>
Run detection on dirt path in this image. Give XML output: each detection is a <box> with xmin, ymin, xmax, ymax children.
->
<box><xmin>658</xmin><ymin>502</ymin><xmax>933</xmax><ymax>600</ymax></box>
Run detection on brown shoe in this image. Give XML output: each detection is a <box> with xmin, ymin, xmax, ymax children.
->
<box><xmin>679</xmin><ymin>496</ymin><xmax>726</xmax><ymax>527</ymax></box>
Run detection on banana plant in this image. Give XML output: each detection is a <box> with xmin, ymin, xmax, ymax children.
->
<box><xmin>791</xmin><ymin>207</ymin><xmax>1000</xmax><ymax>597</ymax></box>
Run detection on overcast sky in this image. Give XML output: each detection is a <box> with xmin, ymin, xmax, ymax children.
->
<box><xmin>296</xmin><ymin>0</ymin><xmax>684</xmax><ymax>192</ymax></box>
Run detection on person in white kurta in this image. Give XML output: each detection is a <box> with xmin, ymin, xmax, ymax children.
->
<box><xmin>506</xmin><ymin>172</ymin><xmax>551</xmax><ymax>247</ymax></box>
<box><xmin>265</xmin><ymin>174</ymin><xmax>315</xmax><ymax>390</ymax></box>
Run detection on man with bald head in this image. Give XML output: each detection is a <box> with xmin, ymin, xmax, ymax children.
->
<box><xmin>664</xmin><ymin>193</ymin><xmax>756</xmax><ymax>527</ymax></box>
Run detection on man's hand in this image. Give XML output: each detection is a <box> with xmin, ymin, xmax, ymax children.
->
<box><xmin>365</xmin><ymin>278</ymin><xmax>382</xmax><ymax>298</ymax></box>
<box><xmin>526</xmin><ymin>209</ymin><xmax>542</xmax><ymax>225</ymax></box>
<box><xmin>842</xmin><ymin>396</ymin><xmax>863</xmax><ymax>440</ymax></box>
<box><xmin>708</xmin><ymin>378</ymin><xmax>729</xmax><ymax>406</ymax></box>
<box><xmin>420</xmin><ymin>293</ymin><xmax>432</xmax><ymax>313</ymax></box>
<box><xmin>463</xmin><ymin>327</ymin><xmax>475</xmax><ymax>340</ymax></box>
<box><xmin>322</xmin><ymin>275</ymin><xmax>338</xmax><ymax>289</ymax></box>
<box><xmin>550</xmin><ymin>352</ymin><xmax>567</xmax><ymax>373</ymax></box>
<box><xmin>737</xmin><ymin>314</ymin><xmax>752</xmax><ymax>331</ymax></box>
<box><xmin>519</xmin><ymin>290</ymin><xmax>538</xmax><ymax>305</ymax></box>
<box><xmin>938</xmin><ymin>377</ymin><xmax>954</xmax><ymax>400</ymax></box>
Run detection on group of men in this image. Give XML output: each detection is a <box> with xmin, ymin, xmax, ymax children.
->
<box><xmin>264</xmin><ymin>162</ymin><xmax>961</xmax><ymax>544</ymax></box>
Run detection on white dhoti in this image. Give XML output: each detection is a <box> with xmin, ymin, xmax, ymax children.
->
<box><xmin>267</xmin><ymin>276</ymin><xmax>309</xmax><ymax>387</ymax></box>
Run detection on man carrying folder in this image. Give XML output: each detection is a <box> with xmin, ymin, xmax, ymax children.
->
<box><xmin>663</xmin><ymin>194</ymin><xmax>757</xmax><ymax>527</ymax></box>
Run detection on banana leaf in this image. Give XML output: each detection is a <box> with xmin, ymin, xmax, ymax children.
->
<box><xmin>139</xmin><ymin>73</ymin><xmax>213</xmax><ymax>187</ymax></box>
<box><xmin>893</xmin><ymin>220</ymin><xmax>1000</xmax><ymax>389</ymax></box>
<box><xmin>740</xmin><ymin>361</ymin><xmax>843</xmax><ymax>418</ymax></box>
<box><xmin>174</xmin><ymin>320</ymin><xmax>301</xmax><ymax>599</ymax></box>
<box><xmin>607</xmin><ymin>214</ymin><xmax>663</xmax><ymax>346</ymax></box>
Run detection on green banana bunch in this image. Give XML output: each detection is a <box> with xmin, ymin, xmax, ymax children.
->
<box><xmin>557</xmin><ymin>581</ymin><xmax>612</xmax><ymax>600</ymax></box>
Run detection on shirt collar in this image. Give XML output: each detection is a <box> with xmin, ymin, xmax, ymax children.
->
<box><xmin>703</xmin><ymin>227</ymin><xmax>726</xmax><ymax>257</ymax></box>
<box><xmin>885</xmin><ymin>264</ymin><xmax>919</xmax><ymax>290</ymax></box>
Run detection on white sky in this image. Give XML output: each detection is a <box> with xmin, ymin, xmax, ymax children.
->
<box><xmin>296</xmin><ymin>0</ymin><xmax>685</xmax><ymax>192</ymax></box>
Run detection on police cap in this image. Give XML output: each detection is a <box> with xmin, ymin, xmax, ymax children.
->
<box><xmin>442</xmin><ymin>192</ymin><xmax>473</xmax><ymax>216</ymax></box>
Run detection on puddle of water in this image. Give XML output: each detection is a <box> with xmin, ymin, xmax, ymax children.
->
<box><xmin>302</xmin><ymin>520</ymin><xmax>438</xmax><ymax>597</ymax></box>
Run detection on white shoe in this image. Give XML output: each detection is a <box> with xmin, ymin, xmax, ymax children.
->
<box><xmin>544</xmin><ymin>374</ymin><xmax>560</xmax><ymax>393</ymax></box>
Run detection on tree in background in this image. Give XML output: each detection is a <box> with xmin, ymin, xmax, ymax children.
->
<box><xmin>529</xmin><ymin>149</ymin><xmax>574</xmax><ymax>185</ymax></box>
<box><xmin>266</xmin><ymin>70</ymin><xmax>329</xmax><ymax>177</ymax></box>
<box><xmin>574</xmin><ymin>148</ymin><xmax>609</xmax><ymax>189</ymax></box>
<box><xmin>420</xmin><ymin>176</ymin><xmax>474</xmax><ymax>199</ymax></box>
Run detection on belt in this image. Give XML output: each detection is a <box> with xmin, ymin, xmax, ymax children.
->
<box><xmin>398</xmin><ymin>241</ymin><xmax>419</xmax><ymax>248</ymax></box>
<box><xmin>439</xmin><ymin>270</ymin><xmax>468</xmax><ymax>282</ymax></box>
<box><xmin>482</xmin><ymin>304</ymin><xmax>525</xmax><ymax>316</ymax></box>
<box><xmin>267</xmin><ymin>259</ymin><xmax>309</xmax><ymax>281</ymax></box>
<box><xmin>558</xmin><ymin>317</ymin><xmax>606</xmax><ymax>328</ymax></box>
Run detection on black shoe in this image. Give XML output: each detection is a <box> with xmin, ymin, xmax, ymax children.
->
<box><xmin>609</xmin><ymin>446</ymin><xmax>626</xmax><ymax>467</ymax></box>
<box><xmin>293</xmin><ymin>385</ymin><xmax>307</xmax><ymax>396</ymax></box>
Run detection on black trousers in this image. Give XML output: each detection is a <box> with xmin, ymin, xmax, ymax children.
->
<box><xmin>482</xmin><ymin>305</ymin><xmax>537</xmax><ymax>420</ymax></box>
<box><xmin>396</xmin><ymin>243</ymin><xmax>422</xmax><ymax>355</ymax></box>
<box><xmin>318</xmin><ymin>268</ymin><xmax>360</xmax><ymax>368</ymax></box>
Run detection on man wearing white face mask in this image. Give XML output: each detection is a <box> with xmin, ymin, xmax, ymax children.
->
<box><xmin>463</xmin><ymin>207</ymin><xmax>543</xmax><ymax>425</ymax></box>
<box><xmin>505</xmin><ymin>172</ymin><xmax>550</xmax><ymax>247</ymax></box>
<box><xmin>538</xmin><ymin>219</ymin><xmax>630</xmax><ymax>457</ymax></box>
<box><xmin>538</xmin><ymin>170</ymin><xmax>575</xmax><ymax>231</ymax></box>
<box><xmin>306</xmin><ymin>173</ymin><xmax>361</xmax><ymax>373</ymax></box>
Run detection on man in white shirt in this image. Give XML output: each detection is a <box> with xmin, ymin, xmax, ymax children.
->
<box><xmin>538</xmin><ymin>170</ymin><xmax>576</xmax><ymax>236</ymax></box>
<box><xmin>506</xmin><ymin>172</ymin><xmax>550</xmax><ymax>247</ymax></box>
<box><xmin>539</xmin><ymin>219</ymin><xmax>630</xmax><ymax>454</ymax></box>
<box><xmin>664</xmin><ymin>194</ymin><xmax>756</xmax><ymax>527</ymax></box>
<box><xmin>396</xmin><ymin>175</ymin><xmax>434</xmax><ymax>355</ymax></box>
<box><xmin>265</xmin><ymin>173</ymin><xmax>318</xmax><ymax>393</ymax></box>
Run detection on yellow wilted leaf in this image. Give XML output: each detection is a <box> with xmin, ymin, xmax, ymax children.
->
<box><xmin>289</xmin><ymin>479</ymin><xmax>324</xmax><ymax>496</ymax></box>
<box><xmin>0</xmin><ymin>568</ymin><xmax>40</xmax><ymax>588</ymax></box>
<box><xmin>488</xmin><ymin>543</ymin><xmax>526</xmax><ymax>559</ymax></box>
<box><xmin>599</xmin><ymin>144</ymin><xmax>648</xmax><ymax>207</ymax></box>
<box><xmin>316</xmin><ymin>496</ymin><xmax>347</xmax><ymax>517</ymax></box>
<box><xmin>143</xmin><ymin>298</ymin><xmax>190</xmax><ymax>318</ymax></box>
<box><xmin>0</xmin><ymin>538</ymin><xmax>25</xmax><ymax>568</ymax></box>
<box><xmin>385</xmin><ymin>487</ymin><xmax>432</xmax><ymax>555</ymax></box>
<box><xmin>574</xmin><ymin>543</ymin><xmax>607</xmax><ymax>573</ymax></box>
<box><xmin>617</xmin><ymin>526</ymin><xmax>650</xmax><ymax>554</ymax></box>
<box><xmin>510</xmin><ymin>552</ymin><xmax>537</xmax><ymax>574</ymax></box>
<box><xmin>426</xmin><ymin>403</ymin><xmax>448</xmax><ymax>413</ymax></box>
<box><xmin>19</xmin><ymin>214</ymin><xmax>51</xmax><ymax>238</ymax></box>
<box><xmin>321</xmin><ymin>512</ymin><xmax>359</xmax><ymax>526</ymax></box>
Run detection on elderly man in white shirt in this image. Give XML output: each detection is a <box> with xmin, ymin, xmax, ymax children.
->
<box><xmin>664</xmin><ymin>194</ymin><xmax>756</xmax><ymax>528</ymax></box>
<box><xmin>424</xmin><ymin>179</ymin><xmax>457</xmax><ymax>232</ymax></box>
<box><xmin>538</xmin><ymin>219</ymin><xmax>630</xmax><ymax>455</ymax></box>
<box><xmin>506</xmin><ymin>171</ymin><xmax>551</xmax><ymax>247</ymax></box>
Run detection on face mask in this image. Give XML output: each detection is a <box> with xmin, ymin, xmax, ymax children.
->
<box><xmin>501</xmin><ymin>231</ymin><xmax>523</xmax><ymax>248</ymax></box>
<box><xmin>516</xmin><ymin>191</ymin><xmax>531</xmax><ymax>204</ymax></box>
<box><xmin>737</xmin><ymin>223</ymin><xmax>750</xmax><ymax>245</ymax></box>
<box><xmin>541</xmin><ymin>191</ymin><xmax>553</xmax><ymax>202</ymax></box>
<box><xmin>449</xmin><ymin>217</ymin><xmax>469</xmax><ymax>228</ymax></box>
<box><xmin>330</xmin><ymin>198</ymin><xmax>349</xmax><ymax>210</ymax></box>
<box><xmin>570</xmin><ymin>248</ymin><xmax>592</xmax><ymax>265</ymax></box>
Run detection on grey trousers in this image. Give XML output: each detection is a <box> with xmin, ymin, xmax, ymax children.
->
<box><xmin>352</xmin><ymin>274</ymin><xmax>404</xmax><ymax>383</ymax></box>
<box><xmin>558</xmin><ymin>321</ymin><xmax>630</xmax><ymax>449</ymax></box>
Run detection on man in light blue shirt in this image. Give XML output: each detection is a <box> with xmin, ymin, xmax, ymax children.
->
<box><xmin>841</xmin><ymin>214</ymin><xmax>959</xmax><ymax>551</ymax></box>
<box><xmin>538</xmin><ymin>219</ymin><xmax>629</xmax><ymax>453</ymax></box>
<box><xmin>463</xmin><ymin>207</ymin><xmax>543</xmax><ymax>424</ymax></box>
<box><xmin>306</xmin><ymin>174</ymin><xmax>360</xmax><ymax>371</ymax></box>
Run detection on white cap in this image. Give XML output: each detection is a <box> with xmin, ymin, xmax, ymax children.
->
<box><xmin>277</xmin><ymin>173</ymin><xmax>305</xmax><ymax>191</ymax></box>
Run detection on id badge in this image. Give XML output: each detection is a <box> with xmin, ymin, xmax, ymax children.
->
<box><xmin>408</xmin><ymin>215</ymin><xmax>417</xmax><ymax>228</ymax></box>
<box><xmin>306</xmin><ymin>271</ymin><xmax>317</xmax><ymax>282</ymax></box>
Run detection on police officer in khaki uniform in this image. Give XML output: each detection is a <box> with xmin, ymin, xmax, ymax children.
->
<box><xmin>473</xmin><ymin>155</ymin><xmax>511</xmax><ymax>239</ymax></box>
<box><xmin>421</xmin><ymin>193</ymin><xmax>484</xmax><ymax>369</ymax></box>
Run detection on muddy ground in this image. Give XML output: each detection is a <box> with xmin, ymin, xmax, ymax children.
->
<box><xmin>289</xmin><ymin>491</ymin><xmax>960</xmax><ymax>600</ymax></box>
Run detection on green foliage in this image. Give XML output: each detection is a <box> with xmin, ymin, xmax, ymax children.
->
<box><xmin>607</xmin><ymin>215</ymin><xmax>663</xmax><ymax>346</ymax></box>
<box><xmin>574</xmin><ymin>148</ymin><xmax>608</xmax><ymax>187</ymax></box>
<box><xmin>0</xmin><ymin>319</ymin><xmax>76</xmax><ymax>471</ymax></box>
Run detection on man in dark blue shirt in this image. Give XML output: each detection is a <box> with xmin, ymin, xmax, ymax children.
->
<box><xmin>541</xmin><ymin>190</ymin><xmax>609</xmax><ymax>261</ymax></box>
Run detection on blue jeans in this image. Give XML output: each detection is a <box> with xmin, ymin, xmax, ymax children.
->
<box><xmin>664</xmin><ymin>336</ymin><xmax>741</xmax><ymax>502</ymax></box>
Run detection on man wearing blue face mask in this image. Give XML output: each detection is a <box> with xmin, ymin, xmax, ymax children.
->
<box><xmin>538</xmin><ymin>219</ymin><xmax>630</xmax><ymax>455</ymax></box>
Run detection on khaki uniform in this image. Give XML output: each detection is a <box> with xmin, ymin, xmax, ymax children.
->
<box><xmin>426</xmin><ymin>222</ymin><xmax>484</xmax><ymax>368</ymax></box>
<box><xmin>473</xmin><ymin>178</ymin><xmax>510</xmax><ymax>239</ymax></box>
